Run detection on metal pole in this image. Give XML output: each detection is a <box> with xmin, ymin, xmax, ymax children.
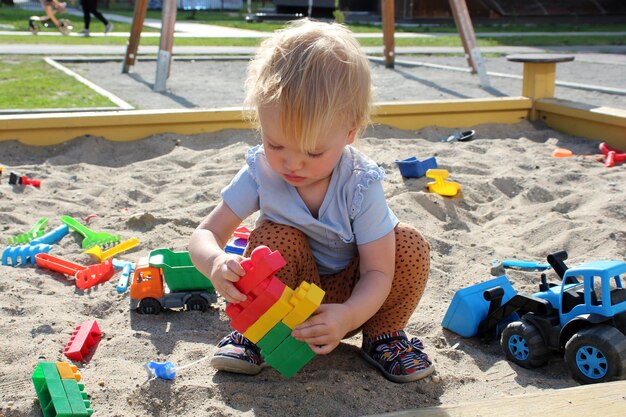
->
<box><xmin>154</xmin><ymin>0</ymin><xmax>178</xmax><ymax>92</ymax></box>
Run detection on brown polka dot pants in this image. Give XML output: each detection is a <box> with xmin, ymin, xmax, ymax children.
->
<box><xmin>243</xmin><ymin>221</ymin><xmax>430</xmax><ymax>339</ymax></box>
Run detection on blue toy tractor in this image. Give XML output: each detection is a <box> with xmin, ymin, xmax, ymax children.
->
<box><xmin>443</xmin><ymin>251</ymin><xmax>626</xmax><ymax>384</ymax></box>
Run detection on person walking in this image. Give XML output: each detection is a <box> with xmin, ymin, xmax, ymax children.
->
<box><xmin>78</xmin><ymin>0</ymin><xmax>112</xmax><ymax>37</ymax></box>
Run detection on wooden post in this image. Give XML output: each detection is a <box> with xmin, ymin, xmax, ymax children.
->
<box><xmin>507</xmin><ymin>54</ymin><xmax>575</xmax><ymax>120</ymax></box>
<box><xmin>122</xmin><ymin>0</ymin><xmax>148</xmax><ymax>74</ymax></box>
<box><xmin>154</xmin><ymin>0</ymin><xmax>178</xmax><ymax>92</ymax></box>
<box><xmin>448</xmin><ymin>0</ymin><xmax>490</xmax><ymax>87</ymax></box>
<box><xmin>382</xmin><ymin>0</ymin><xmax>395</xmax><ymax>69</ymax></box>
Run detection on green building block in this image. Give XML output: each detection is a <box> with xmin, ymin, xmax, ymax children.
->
<box><xmin>258</xmin><ymin>321</ymin><xmax>291</xmax><ymax>357</ymax></box>
<box><xmin>264</xmin><ymin>335</ymin><xmax>316</xmax><ymax>379</ymax></box>
<box><xmin>62</xmin><ymin>379</ymin><xmax>93</xmax><ymax>416</ymax></box>
<box><xmin>31</xmin><ymin>362</ymin><xmax>93</xmax><ymax>417</ymax></box>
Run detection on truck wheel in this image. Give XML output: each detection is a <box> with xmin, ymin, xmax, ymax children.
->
<box><xmin>564</xmin><ymin>325</ymin><xmax>626</xmax><ymax>384</ymax></box>
<box><xmin>138</xmin><ymin>298</ymin><xmax>161</xmax><ymax>315</ymax></box>
<box><xmin>186</xmin><ymin>296</ymin><xmax>208</xmax><ymax>312</ymax></box>
<box><xmin>501</xmin><ymin>319</ymin><xmax>551</xmax><ymax>368</ymax></box>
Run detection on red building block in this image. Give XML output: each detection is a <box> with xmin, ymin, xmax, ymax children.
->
<box><xmin>228</xmin><ymin>276</ymin><xmax>287</xmax><ymax>333</ymax></box>
<box><xmin>64</xmin><ymin>320</ymin><xmax>102</xmax><ymax>362</ymax></box>
<box><xmin>234</xmin><ymin>246</ymin><xmax>286</xmax><ymax>295</ymax></box>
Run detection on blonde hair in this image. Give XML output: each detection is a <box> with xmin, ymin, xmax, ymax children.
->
<box><xmin>244</xmin><ymin>19</ymin><xmax>372</xmax><ymax>153</ymax></box>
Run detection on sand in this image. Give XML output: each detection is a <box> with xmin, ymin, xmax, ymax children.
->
<box><xmin>0</xmin><ymin>120</ymin><xmax>625</xmax><ymax>417</ymax></box>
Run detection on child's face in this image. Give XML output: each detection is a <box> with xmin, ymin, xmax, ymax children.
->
<box><xmin>258</xmin><ymin>105</ymin><xmax>356</xmax><ymax>189</ymax></box>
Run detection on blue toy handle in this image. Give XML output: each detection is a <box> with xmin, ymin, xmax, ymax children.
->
<box><xmin>147</xmin><ymin>361</ymin><xmax>177</xmax><ymax>380</ymax></box>
<box><xmin>502</xmin><ymin>260</ymin><xmax>550</xmax><ymax>270</ymax></box>
<box><xmin>30</xmin><ymin>224</ymin><xmax>69</xmax><ymax>246</ymax></box>
<box><xmin>116</xmin><ymin>263</ymin><xmax>133</xmax><ymax>293</ymax></box>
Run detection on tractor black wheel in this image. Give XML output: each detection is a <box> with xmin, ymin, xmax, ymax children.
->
<box><xmin>501</xmin><ymin>319</ymin><xmax>551</xmax><ymax>368</ymax></box>
<box><xmin>186</xmin><ymin>296</ymin><xmax>208</xmax><ymax>312</ymax></box>
<box><xmin>138</xmin><ymin>298</ymin><xmax>161</xmax><ymax>315</ymax></box>
<box><xmin>564</xmin><ymin>325</ymin><xmax>626</xmax><ymax>384</ymax></box>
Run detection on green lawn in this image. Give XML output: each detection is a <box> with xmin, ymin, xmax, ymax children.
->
<box><xmin>0</xmin><ymin>57</ymin><xmax>116</xmax><ymax>109</ymax></box>
<box><xmin>1</xmin><ymin>3</ymin><xmax>625</xmax><ymax>110</ymax></box>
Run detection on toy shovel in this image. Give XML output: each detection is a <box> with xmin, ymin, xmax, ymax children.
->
<box><xmin>60</xmin><ymin>215</ymin><xmax>120</xmax><ymax>249</ymax></box>
<box><xmin>83</xmin><ymin>237</ymin><xmax>140</xmax><ymax>262</ymax></box>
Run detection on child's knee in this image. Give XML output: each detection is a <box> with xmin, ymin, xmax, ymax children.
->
<box><xmin>395</xmin><ymin>224</ymin><xmax>431</xmax><ymax>256</ymax></box>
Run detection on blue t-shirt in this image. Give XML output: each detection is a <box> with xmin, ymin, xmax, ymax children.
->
<box><xmin>221</xmin><ymin>144</ymin><xmax>399</xmax><ymax>275</ymax></box>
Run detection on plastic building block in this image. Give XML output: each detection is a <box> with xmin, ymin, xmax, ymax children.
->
<box><xmin>243</xmin><ymin>285</ymin><xmax>294</xmax><ymax>344</ymax></box>
<box><xmin>235</xmin><ymin>246</ymin><xmax>286</xmax><ymax>295</ymax></box>
<box><xmin>30</xmin><ymin>224</ymin><xmax>70</xmax><ymax>246</ymax></box>
<box><xmin>233</xmin><ymin>226</ymin><xmax>252</xmax><ymax>239</ymax></box>
<box><xmin>60</xmin><ymin>215</ymin><xmax>120</xmax><ymax>249</ymax></box>
<box><xmin>227</xmin><ymin>276</ymin><xmax>286</xmax><ymax>333</ymax></box>
<box><xmin>55</xmin><ymin>362</ymin><xmax>81</xmax><ymax>381</ymax></box>
<box><xmin>2</xmin><ymin>243</ymin><xmax>52</xmax><ymax>266</ymax></box>
<box><xmin>282</xmin><ymin>281</ymin><xmax>325</xmax><ymax>329</ymax></box>
<box><xmin>264</xmin><ymin>335</ymin><xmax>316</xmax><ymax>379</ymax></box>
<box><xmin>9</xmin><ymin>171</ymin><xmax>41</xmax><ymax>187</ymax></box>
<box><xmin>7</xmin><ymin>217</ymin><xmax>48</xmax><ymax>245</ymax></box>
<box><xmin>425</xmin><ymin>168</ymin><xmax>461</xmax><ymax>197</ymax></box>
<box><xmin>75</xmin><ymin>259</ymin><xmax>115</xmax><ymax>290</ymax></box>
<box><xmin>32</xmin><ymin>361</ymin><xmax>93</xmax><ymax>417</ymax></box>
<box><xmin>225</xmin><ymin>237</ymin><xmax>247</xmax><ymax>255</ymax></box>
<box><xmin>83</xmin><ymin>236</ymin><xmax>139</xmax><ymax>262</ymax></box>
<box><xmin>395</xmin><ymin>156</ymin><xmax>438</xmax><ymax>178</ymax></box>
<box><xmin>257</xmin><ymin>321</ymin><xmax>292</xmax><ymax>357</ymax></box>
<box><xmin>64</xmin><ymin>320</ymin><xmax>102</xmax><ymax>362</ymax></box>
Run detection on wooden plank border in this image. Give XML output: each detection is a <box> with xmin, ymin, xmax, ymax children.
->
<box><xmin>0</xmin><ymin>97</ymin><xmax>531</xmax><ymax>146</ymax></box>
<box><xmin>362</xmin><ymin>380</ymin><xmax>626</xmax><ymax>417</ymax></box>
<box><xmin>536</xmin><ymin>98</ymin><xmax>626</xmax><ymax>149</ymax></box>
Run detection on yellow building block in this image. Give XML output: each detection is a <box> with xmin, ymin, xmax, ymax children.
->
<box><xmin>55</xmin><ymin>362</ymin><xmax>81</xmax><ymax>382</ymax></box>
<box><xmin>244</xmin><ymin>286</ymin><xmax>294</xmax><ymax>344</ymax></box>
<box><xmin>282</xmin><ymin>282</ymin><xmax>325</xmax><ymax>329</ymax></box>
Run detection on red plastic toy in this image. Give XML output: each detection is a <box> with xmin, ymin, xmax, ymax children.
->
<box><xmin>233</xmin><ymin>226</ymin><xmax>252</xmax><ymax>240</ymax></box>
<box><xmin>8</xmin><ymin>171</ymin><xmax>41</xmax><ymax>187</ymax></box>
<box><xmin>35</xmin><ymin>253</ymin><xmax>115</xmax><ymax>289</ymax></box>
<box><xmin>75</xmin><ymin>259</ymin><xmax>114</xmax><ymax>290</ymax></box>
<box><xmin>599</xmin><ymin>142</ymin><xmax>626</xmax><ymax>168</ymax></box>
<box><xmin>64</xmin><ymin>320</ymin><xmax>102</xmax><ymax>362</ymax></box>
<box><xmin>233</xmin><ymin>246</ymin><xmax>286</xmax><ymax>295</ymax></box>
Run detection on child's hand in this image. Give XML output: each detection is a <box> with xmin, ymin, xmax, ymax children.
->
<box><xmin>210</xmin><ymin>253</ymin><xmax>247</xmax><ymax>304</ymax></box>
<box><xmin>291</xmin><ymin>303</ymin><xmax>354</xmax><ymax>355</ymax></box>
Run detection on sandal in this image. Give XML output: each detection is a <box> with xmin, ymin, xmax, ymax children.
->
<box><xmin>441</xmin><ymin>130</ymin><xmax>475</xmax><ymax>143</ymax></box>
<box><xmin>361</xmin><ymin>330</ymin><xmax>435</xmax><ymax>383</ymax></box>
<box><xmin>210</xmin><ymin>331</ymin><xmax>264</xmax><ymax>375</ymax></box>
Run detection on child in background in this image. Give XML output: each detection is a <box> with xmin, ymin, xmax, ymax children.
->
<box><xmin>189</xmin><ymin>19</ymin><xmax>434</xmax><ymax>383</ymax></box>
<box><xmin>30</xmin><ymin>0</ymin><xmax>70</xmax><ymax>35</ymax></box>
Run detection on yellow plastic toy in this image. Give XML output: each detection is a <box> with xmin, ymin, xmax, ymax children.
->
<box><xmin>84</xmin><ymin>237</ymin><xmax>140</xmax><ymax>262</ymax></box>
<box><xmin>426</xmin><ymin>169</ymin><xmax>461</xmax><ymax>197</ymax></box>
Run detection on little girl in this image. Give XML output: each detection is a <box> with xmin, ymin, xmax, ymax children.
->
<box><xmin>189</xmin><ymin>19</ymin><xmax>433</xmax><ymax>383</ymax></box>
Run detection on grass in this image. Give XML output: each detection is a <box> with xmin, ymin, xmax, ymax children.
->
<box><xmin>0</xmin><ymin>3</ymin><xmax>624</xmax><ymax>110</ymax></box>
<box><xmin>0</xmin><ymin>56</ymin><xmax>116</xmax><ymax>109</ymax></box>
